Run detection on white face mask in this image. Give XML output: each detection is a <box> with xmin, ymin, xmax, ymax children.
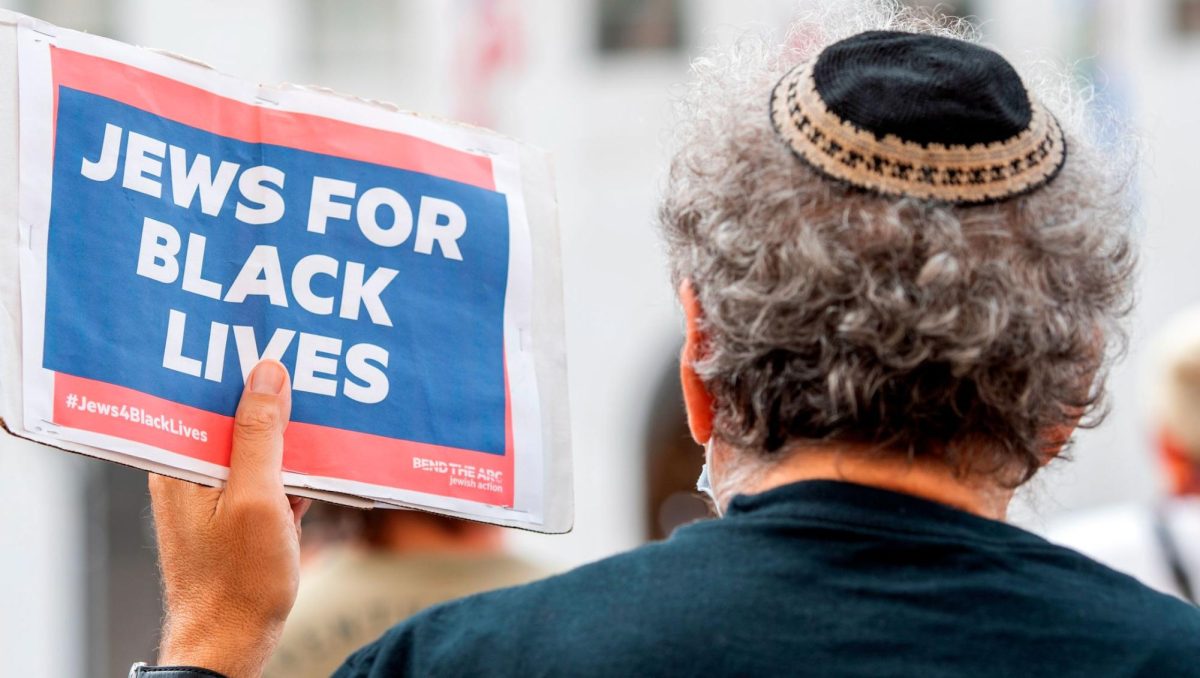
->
<box><xmin>696</xmin><ymin>439</ymin><xmax>723</xmax><ymax>517</ymax></box>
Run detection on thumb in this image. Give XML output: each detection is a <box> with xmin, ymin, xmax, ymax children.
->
<box><xmin>228</xmin><ymin>359</ymin><xmax>292</xmax><ymax>496</ymax></box>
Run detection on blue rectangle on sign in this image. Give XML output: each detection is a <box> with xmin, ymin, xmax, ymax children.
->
<box><xmin>43</xmin><ymin>87</ymin><xmax>511</xmax><ymax>455</ymax></box>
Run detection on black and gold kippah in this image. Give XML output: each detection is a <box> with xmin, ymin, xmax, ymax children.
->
<box><xmin>770</xmin><ymin>31</ymin><xmax>1067</xmax><ymax>205</ymax></box>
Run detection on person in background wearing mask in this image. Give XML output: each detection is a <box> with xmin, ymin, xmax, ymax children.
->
<box><xmin>263</xmin><ymin>504</ymin><xmax>546</xmax><ymax>678</ymax></box>
<box><xmin>1048</xmin><ymin>306</ymin><xmax>1200</xmax><ymax>603</ymax></box>
<box><xmin>133</xmin><ymin>6</ymin><xmax>1200</xmax><ymax>678</ymax></box>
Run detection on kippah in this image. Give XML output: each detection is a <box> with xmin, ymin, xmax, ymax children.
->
<box><xmin>769</xmin><ymin>31</ymin><xmax>1067</xmax><ymax>205</ymax></box>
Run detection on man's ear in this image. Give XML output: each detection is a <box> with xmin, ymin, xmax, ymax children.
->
<box><xmin>679</xmin><ymin>279</ymin><xmax>715</xmax><ymax>445</ymax></box>
<box><xmin>1039</xmin><ymin>420</ymin><xmax>1079</xmax><ymax>466</ymax></box>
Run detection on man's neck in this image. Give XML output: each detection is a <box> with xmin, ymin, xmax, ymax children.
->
<box><xmin>731</xmin><ymin>444</ymin><xmax>1016</xmax><ymax>521</ymax></box>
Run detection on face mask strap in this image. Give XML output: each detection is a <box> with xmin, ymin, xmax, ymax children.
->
<box><xmin>696</xmin><ymin>440</ymin><xmax>722</xmax><ymax>517</ymax></box>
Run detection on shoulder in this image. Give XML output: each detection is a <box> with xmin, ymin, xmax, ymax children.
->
<box><xmin>1139</xmin><ymin>595</ymin><xmax>1200</xmax><ymax>676</ymax></box>
<box><xmin>331</xmin><ymin>532</ymin><xmax>717</xmax><ymax>676</ymax></box>
<box><xmin>413</xmin><ymin>531</ymin><xmax>711</xmax><ymax>629</ymax></box>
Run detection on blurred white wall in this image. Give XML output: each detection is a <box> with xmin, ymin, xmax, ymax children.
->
<box><xmin>4</xmin><ymin>0</ymin><xmax>1200</xmax><ymax>671</ymax></box>
<box><xmin>0</xmin><ymin>440</ymin><xmax>87</xmax><ymax>676</ymax></box>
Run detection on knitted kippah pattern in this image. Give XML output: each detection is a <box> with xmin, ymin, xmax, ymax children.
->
<box><xmin>770</xmin><ymin>31</ymin><xmax>1067</xmax><ymax>205</ymax></box>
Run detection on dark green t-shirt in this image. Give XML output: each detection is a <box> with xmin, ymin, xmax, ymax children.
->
<box><xmin>334</xmin><ymin>481</ymin><xmax>1200</xmax><ymax>677</ymax></box>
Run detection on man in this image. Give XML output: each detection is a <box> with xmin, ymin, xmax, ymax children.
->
<box><xmin>139</xmin><ymin>15</ymin><xmax>1200</xmax><ymax>678</ymax></box>
<box><xmin>1047</xmin><ymin>306</ymin><xmax>1200</xmax><ymax>602</ymax></box>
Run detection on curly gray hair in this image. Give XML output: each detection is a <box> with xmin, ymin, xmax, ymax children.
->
<box><xmin>660</xmin><ymin>3</ymin><xmax>1136</xmax><ymax>485</ymax></box>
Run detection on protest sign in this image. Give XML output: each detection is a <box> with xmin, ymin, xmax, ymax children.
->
<box><xmin>0</xmin><ymin>11</ymin><xmax>573</xmax><ymax>533</ymax></box>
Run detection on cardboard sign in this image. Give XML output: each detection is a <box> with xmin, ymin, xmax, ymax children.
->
<box><xmin>0</xmin><ymin>12</ymin><xmax>573</xmax><ymax>533</ymax></box>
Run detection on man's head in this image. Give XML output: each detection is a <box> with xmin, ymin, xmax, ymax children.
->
<box><xmin>1150</xmin><ymin>306</ymin><xmax>1200</xmax><ymax>495</ymax></box>
<box><xmin>662</xmin><ymin>8</ymin><xmax>1135</xmax><ymax>505</ymax></box>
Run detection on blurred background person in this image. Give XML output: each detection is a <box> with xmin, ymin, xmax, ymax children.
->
<box><xmin>1046</xmin><ymin>306</ymin><xmax>1200</xmax><ymax>603</ymax></box>
<box><xmin>264</xmin><ymin>503</ymin><xmax>546</xmax><ymax>678</ymax></box>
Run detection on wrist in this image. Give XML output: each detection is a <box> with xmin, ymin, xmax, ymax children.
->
<box><xmin>130</xmin><ymin>663</ymin><xmax>229</xmax><ymax>678</ymax></box>
<box><xmin>160</xmin><ymin>611</ymin><xmax>283</xmax><ymax>678</ymax></box>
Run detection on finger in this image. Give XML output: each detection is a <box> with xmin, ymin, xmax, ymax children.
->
<box><xmin>148</xmin><ymin>472</ymin><xmax>177</xmax><ymax>526</ymax></box>
<box><xmin>149</xmin><ymin>472</ymin><xmax>202</xmax><ymax>513</ymax></box>
<box><xmin>148</xmin><ymin>471</ymin><xmax>173</xmax><ymax>504</ymax></box>
<box><xmin>227</xmin><ymin>360</ymin><xmax>292</xmax><ymax>498</ymax></box>
<box><xmin>288</xmin><ymin>496</ymin><xmax>313</xmax><ymax>531</ymax></box>
<box><xmin>149</xmin><ymin>472</ymin><xmax>220</xmax><ymax>522</ymax></box>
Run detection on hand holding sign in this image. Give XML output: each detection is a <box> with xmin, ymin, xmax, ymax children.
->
<box><xmin>151</xmin><ymin>360</ymin><xmax>310</xmax><ymax>678</ymax></box>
